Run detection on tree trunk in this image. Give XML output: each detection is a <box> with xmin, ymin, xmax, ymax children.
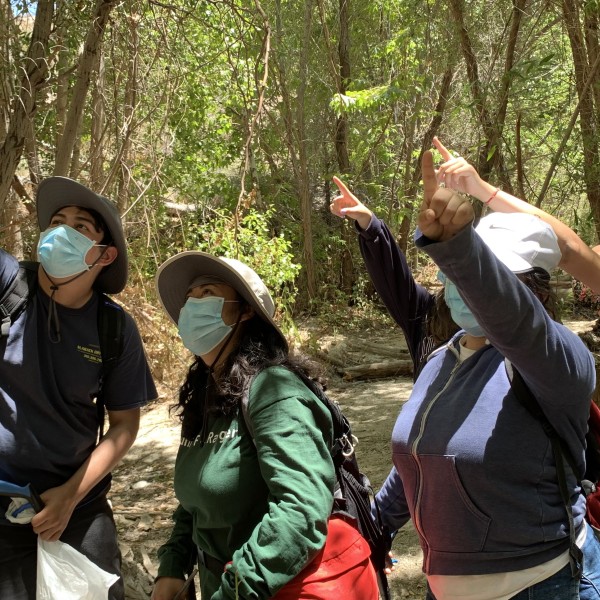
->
<box><xmin>446</xmin><ymin>0</ymin><xmax>490</xmax><ymax>179</ymax></box>
<box><xmin>335</xmin><ymin>0</ymin><xmax>351</xmax><ymax>174</ymax></box>
<box><xmin>446</xmin><ymin>0</ymin><xmax>526</xmax><ymax>186</ymax></box>
<box><xmin>515</xmin><ymin>112</ymin><xmax>526</xmax><ymax>200</ymax></box>
<box><xmin>272</xmin><ymin>1</ymin><xmax>301</xmax><ymax>183</ymax></box>
<box><xmin>491</xmin><ymin>0</ymin><xmax>528</xmax><ymax>195</ymax></box>
<box><xmin>0</xmin><ymin>0</ymin><xmax>53</xmax><ymax>206</ymax></box>
<box><xmin>0</xmin><ymin>0</ymin><xmax>14</xmax><ymax>143</ymax></box>
<box><xmin>90</xmin><ymin>52</ymin><xmax>106</xmax><ymax>189</ymax></box>
<box><xmin>297</xmin><ymin>0</ymin><xmax>316</xmax><ymax>300</ymax></box>
<box><xmin>24</xmin><ymin>114</ymin><xmax>41</xmax><ymax>186</ymax></box>
<box><xmin>395</xmin><ymin>67</ymin><xmax>454</xmax><ymax>240</ymax></box>
<box><xmin>342</xmin><ymin>359</ymin><xmax>413</xmax><ymax>381</ymax></box>
<box><xmin>53</xmin><ymin>0</ymin><xmax>118</xmax><ymax>176</ymax></box>
<box><xmin>562</xmin><ymin>0</ymin><xmax>600</xmax><ymax>239</ymax></box>
<box><xmin>315</xmin><ymin>0</ymin><xmax>355</xmax><ymax>296</ymax></box>
<box><xmin>54</xmin><ymin>0</ymin><xmax>69</xmax><ymax>152</ymax></box>
<box><xmin>336</xmin><ymin>0</ymin><xmax>355</xmax><ymax>297</ymax></box>
<box><xmin>1</xmin><ymin>188</ymin><xmax>29</xmax><ymax>257</ymax></box>
<box><xmin>117</xmin><ymin>13</ymin><xmax>140</xmax><ymax>214</ymax></box>
<box><xmin>584</xmin><ymin>7</ymin><xmax>600</xmax><ymax>128</ymax></box>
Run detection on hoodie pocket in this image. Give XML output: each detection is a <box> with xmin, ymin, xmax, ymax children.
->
<box><xmin>395</xmin><ymin>453</ymin><xmax>491</xmax><ymax>553</ymax></box>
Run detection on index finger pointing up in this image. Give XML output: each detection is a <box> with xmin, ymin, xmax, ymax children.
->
<box><xmin>433</xmin><ymin>136</ymin><xmax>453</xmax><ymax>162</ymax></box>
<box><xmin>422</xmin><ymin>150</ymin><xmax>439</xmax><ymax>205</ymax></box>
<box><xmin>332</xmin><ymin>175</ymin><xmax>352</xmax><ymax>198</ymax></box>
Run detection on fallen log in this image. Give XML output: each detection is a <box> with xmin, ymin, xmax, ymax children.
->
<box><xmin>314</xmin><ymin>349</ymin><xmax>347</xmax><ymax>369</ymax></box>
<box><xmin>344</xmin><ymin>338</ymin><xmax>410</xmax><ymax>358</ymax></box>
<box><xmin>342</xmin><ymin>359</ymin><xmax>413</xmax><ymax>381</ymax></box>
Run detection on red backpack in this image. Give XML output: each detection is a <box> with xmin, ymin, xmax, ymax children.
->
<box><xmin>586</xmin><ymin>401</ymin><xmax>600</xmax><ymax>529</ymax></box>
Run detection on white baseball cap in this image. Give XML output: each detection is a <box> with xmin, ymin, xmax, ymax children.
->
<box><xmin>475</xmin><ymin>212</ymin><xmax>561</xmax><ymax>273</ymax></box>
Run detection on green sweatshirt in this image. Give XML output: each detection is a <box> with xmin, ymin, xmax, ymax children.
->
<box><xmin>157</xmin><ymin>366</ymin><xmax>335</xmax><ymax>599</ymax></box>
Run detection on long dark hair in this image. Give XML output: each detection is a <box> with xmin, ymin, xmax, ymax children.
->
<box><xmin>173</xmin><ymin>311</ymin><xmax>323</xmax><ymax>440</ymax></box>
<box><xmin>517</xmin><ymin>267</ymin><xmax>560</xmax><ymax>321</ymax></box>
<box><xmin>426</xmin><ymin>287</ymin><xmax>460</xmax><ymax>344</ymax></box>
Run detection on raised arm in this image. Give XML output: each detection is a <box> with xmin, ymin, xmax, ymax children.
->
<box><xmin>433</xmin><ymin>136</ymin><xmax>600</xmax><ymax>294</ymax></box>
<box><xmin>419</xmin><ymin>150</ymin><xmax>594</xmax><ymax>459</ymax></box>
<box><xmin>329</xmin><ymin>175</ymin><xmax>373</xmax><ymax>230</ymax></box>
<box><xmin>330</xmin><ymin>176</ymin><xmax>436</xmax><ymax>374</ymax></box>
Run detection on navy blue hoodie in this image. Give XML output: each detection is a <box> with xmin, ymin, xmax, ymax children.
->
<box><xmin>376</xmin><ymin>223</ymin><xmax>595</xmax><ymax>576</ymax></box>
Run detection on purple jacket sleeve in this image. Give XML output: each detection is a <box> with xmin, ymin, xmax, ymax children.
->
<box><xmin>357</xmin><ymin>215</ymin><xmax>435</xmax><ymax>375</ymax></box>
<box><xmin>374</xmin><ymin>466</ymin><xmax>411</xmax><ymax>535</ymax></box>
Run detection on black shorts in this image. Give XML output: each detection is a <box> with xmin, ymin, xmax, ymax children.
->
<box><xmin>0</xmin><ymin>493</ymin><xmax>123</xmax><ymax>600</ymax></box>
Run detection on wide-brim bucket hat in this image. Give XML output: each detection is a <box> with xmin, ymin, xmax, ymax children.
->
<box><xmin>36</xmin><ymin>177</ymin><xmax>128</xmax><ymax>294</ymax></box>
<box><xmin>156</xmin><ymin>251</ymin><xmax>287</xmax><ymax>349</ymax></box>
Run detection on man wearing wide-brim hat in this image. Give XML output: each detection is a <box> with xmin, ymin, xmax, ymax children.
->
<box><xmin>0</xmin><ymin>176</ymin><xmax>157</xmax><ymax>600</ymax></box>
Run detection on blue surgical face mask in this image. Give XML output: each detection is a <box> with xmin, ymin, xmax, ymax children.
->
<box><xmin>37</xmin><ymin>225</ymin><xmax>99</xmax><ymax>279</ymax></box>
<box><xmin>178</xmin><ymin>296</ymin><xmax>239</xmax><ymax>356</ymax></box>
<box><xmin>438</xmin><ymin>271</ymin><xmax>486</xmax><ymax>338</ymax></box>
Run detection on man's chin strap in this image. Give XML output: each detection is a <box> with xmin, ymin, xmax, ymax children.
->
<box><xmin>44</xmin><ymin>246</ymin><xmax>111</xmax><ymax>344</ymax></box>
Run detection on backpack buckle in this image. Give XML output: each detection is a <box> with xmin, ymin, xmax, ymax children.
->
<box><xmin>341</xmin><ymin>433</ymin><xmax>359</xmax><ymax>457</ymax></box>
<box><xmin>1</xmin><ymin>315</ymin><xmax>10</xmax><ymax>336</ymax></box>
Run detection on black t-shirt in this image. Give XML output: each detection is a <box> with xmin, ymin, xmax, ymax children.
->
<box><xmin>0</xmin><ymin>249</ymin><xmax>157</xmax><ymax>498</ymax></box>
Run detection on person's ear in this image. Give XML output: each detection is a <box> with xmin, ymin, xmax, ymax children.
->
<box><xmin>95</xmin><ymin>245</ymin><xmax>118</xmax><ymax>268</ymax></box>
<box><xmin>240</xmin><ymin>305</ymin><xmax>255</xmax><ymax>322</ymax></box>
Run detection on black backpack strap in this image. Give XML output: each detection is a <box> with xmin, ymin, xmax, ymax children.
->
<box><xmin>0</xmin><ymin>261</ymin><xmax>38</xmax><ymax>336</ymax></box>
<box><xmin>0</xmin><ymin>266</ymin><xmax>125</xmax><ymax>441</ymax></box>
<box><xmin>295</xmin><ymin>371</ymin><xmax>358</xmax><ymax>464</ymax></box>
<box><xmin>296</xmin><ymin>373</ymin><xmax>391</xmax><ymax>600</ymax></box>
<box><xmin>96</xmin><ymin>294</ymin><xmax>125</xmax><ymax>440</ymax></box>
<box><xmin>509</xmin><ymin>366</ymin><xmax>583</xmax><ymax>579</ymax></box>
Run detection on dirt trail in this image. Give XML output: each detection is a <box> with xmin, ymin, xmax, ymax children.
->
<box><xmin>111</xmin><ymin>317</ymin><xmax>595</xmax><ymax>599</ymax></box>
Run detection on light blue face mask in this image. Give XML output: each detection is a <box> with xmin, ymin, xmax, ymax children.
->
<box><xmin>37</xmin><ymin>225</ymin><xmax>98</xmax><ymax>279</ymax></box>
<box><xmin>178</xmin><ymin>296</ymin><xmax>239</xmax><ymax>356</ymax></box>
<box><xmin>438</xmin><ymin>271</ymin><xmax>486</xmax><ymax>338</ymax></box>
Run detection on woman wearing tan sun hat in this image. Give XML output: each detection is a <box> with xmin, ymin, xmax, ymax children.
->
<box><xmin>152</xmin><ymin>251</ymin><xmax>379</xmax><ymax>600</ymax></box>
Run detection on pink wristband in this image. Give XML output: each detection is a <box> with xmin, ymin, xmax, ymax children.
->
<box><xmin>485</xmin><ymin>188</ymin><xmax>499</xmax><ymax>205</ymax></box>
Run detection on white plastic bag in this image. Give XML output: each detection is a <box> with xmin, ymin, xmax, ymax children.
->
<box><xmin>36</xmin><ymin>538</ymin><xmax>118</xmax><ymax>600</ymax></box>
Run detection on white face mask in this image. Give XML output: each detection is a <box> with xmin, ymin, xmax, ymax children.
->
<box><xmin>177</xmin><ymin>296</ymin><xmax>239</xmax><ymax>355</ymax></box>
<box><xmin>37</xmin><ymin>225</ymin><xmax>100</xmax><ymax>278</ymax></box>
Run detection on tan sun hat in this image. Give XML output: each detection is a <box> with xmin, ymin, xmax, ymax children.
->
<box><xmin>156</xmin><ymin>251</ymin><xmax>287</xmax><ymax>348</ymax></box>
<box><xmin>36</xmin><ymin>176</ymin><xmax>128</xmax><ymax>294</ymax></box>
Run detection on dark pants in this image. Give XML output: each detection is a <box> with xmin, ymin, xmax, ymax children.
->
<box><xmin>425</xmin><ymin>523</ymin><xmax>600</xmax><ymax>599</ymax></box>
<box><xmin>0</xmin><ymin>494</ymin><xmax>123</xmax><ymax>600</ymax></box>
<box><xmin>580</xmin><ymin>521</ymin><xmax>600</xmax><ymax>599</ymax></box>
<box><xmin>424</xmin><ymin>561</ymin><xmax>582</xmax><ymax>600</ymax></box>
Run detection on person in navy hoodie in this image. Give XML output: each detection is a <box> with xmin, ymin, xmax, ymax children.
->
<box><xmin>373</xmin><ymin>150</ymin><xmax>600</xmax><ymax>600</ymax></box>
